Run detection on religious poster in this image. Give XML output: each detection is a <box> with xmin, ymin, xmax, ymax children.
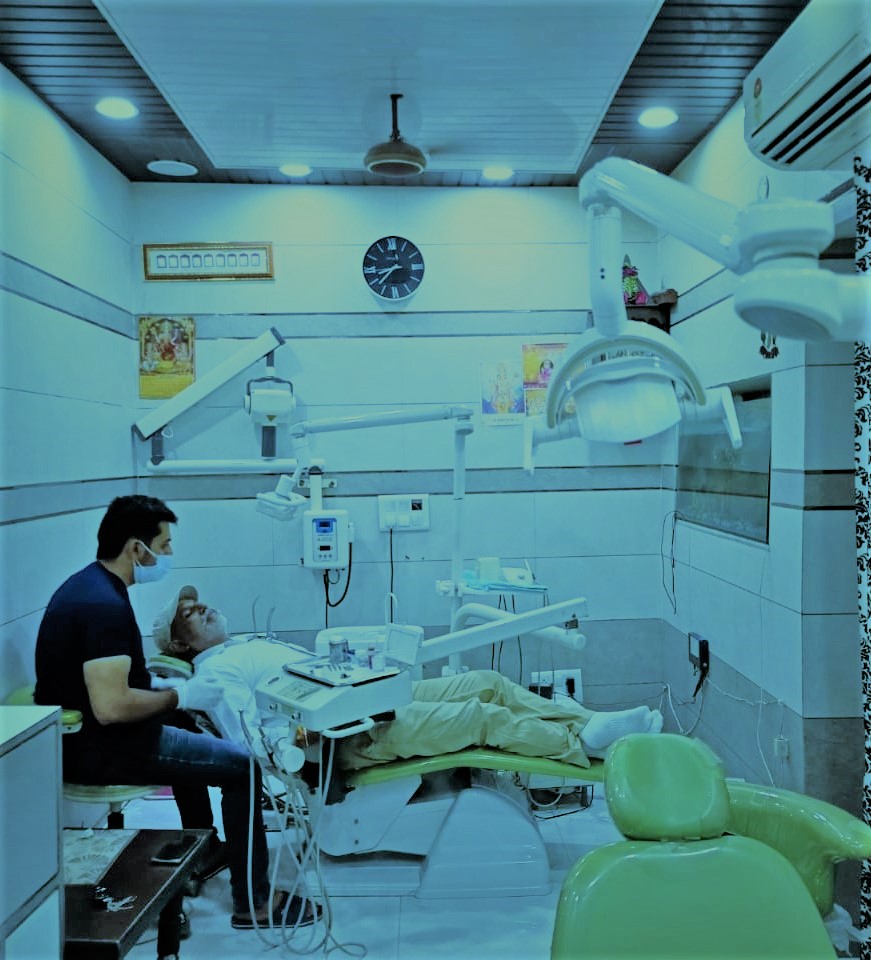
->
<box><xmin>139</xmin><ymin>315</ymin><xmax>196</xmax><ymax>399</ymax></box>
<box><xmin>522</xmin><ymin>342</ymin><xmax>567</xmax><ymax>416</ymax></box>
<box><xmin>479</xmin><ymin>359</ymin><xmax>525</xmax><ymax>424</ymax></box>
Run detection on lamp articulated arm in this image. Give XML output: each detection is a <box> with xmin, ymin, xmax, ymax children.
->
<box><xmin>579</xmin><ymin>158</ymin><xmax>866</xmax><ymax>342</ymax></box>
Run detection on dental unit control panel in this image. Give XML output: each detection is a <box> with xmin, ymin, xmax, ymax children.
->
<box><xmin>302</xmin><ymin>509</ymin><xmax>351</xmax><ymax>569</ymax></box>
<box><xmin>255</xmin><ymin>654</ymin><xmax>412</xmax><ymax>732</ymax></box>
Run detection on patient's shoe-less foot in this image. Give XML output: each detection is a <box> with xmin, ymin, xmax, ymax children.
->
<box><xmin>580</xmin><ymin>706</ymin><xmax>652</xmax><ymax>751</ymax></box>
<box><xmin>646</xmin><ymin>709</ymin><xmax>664</xmax><ymax>734</ymax></box>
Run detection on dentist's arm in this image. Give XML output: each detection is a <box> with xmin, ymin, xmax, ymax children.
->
<box><xmin>84</xmin><ymin>655</ymin><xmax>180</xmax><ymax>724</ymax></box>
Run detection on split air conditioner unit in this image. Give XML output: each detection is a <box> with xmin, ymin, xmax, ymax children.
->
<box><xmin>743</xmin><ymin>0</ymin><xmax>871</xmax><ymax>171</ymax></box>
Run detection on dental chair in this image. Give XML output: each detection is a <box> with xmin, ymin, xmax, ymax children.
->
<box><xmin>5</xmin><ymin>685</ymin><xmax>160</xmax><ymax>828</ymax></box>
<box><xmin>551</xmin><ymin>733</ymin><xmax>837</xmax><ymax>959</ymax></box>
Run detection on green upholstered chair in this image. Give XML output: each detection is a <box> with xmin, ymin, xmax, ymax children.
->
<box><xmin>551</xmin><ymin>733</ymin><xmax>836</xmax><ymax>959</ymax></box>
<box><xmin>725</xmin><ymin>778</ymin><xmax>871</xmax><ymax>918</ymax></box>
<box><xmin>5</xmin><ymin>685</ymin><xmax>159</xmax><ymax>828</ymax></box>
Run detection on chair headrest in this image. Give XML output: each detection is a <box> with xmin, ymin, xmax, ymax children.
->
<box><xmin>605</xmin><ymin>733</ymin><xmax>730</xmax><ymax>841</ymax></box>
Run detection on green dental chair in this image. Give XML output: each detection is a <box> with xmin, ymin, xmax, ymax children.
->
<box><xmin>551</xmin><ymin>733</ymin><xmax>837</xmax><ymax>959</ymax></box>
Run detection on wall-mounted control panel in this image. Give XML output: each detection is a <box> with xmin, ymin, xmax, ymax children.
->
<box><xmin>302</xmin><ymin>510</ymin><xmax>351</xmax><ymax>568</ymax></box>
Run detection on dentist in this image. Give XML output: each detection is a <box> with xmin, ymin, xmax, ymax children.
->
<box><xmin>34</xmin><ymin>495</ymin><xmax>308</xmax><ymax>932</ymax></box>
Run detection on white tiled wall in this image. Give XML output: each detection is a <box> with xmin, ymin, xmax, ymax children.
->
<box><xmin>662</xmin><ymin>99</ymin><xmax>858</xmax><ymax>721</ymax></box>
<box><xmin>129</xmin><ymin>489</ymin><xmax>666</xmax><ymax>649</ymax></box>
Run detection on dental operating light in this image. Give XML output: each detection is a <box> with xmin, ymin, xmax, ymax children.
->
<box><xmin>529</xmin><ymin>157</ymin><xmax>868</xmax><ymax>464</ymax></box>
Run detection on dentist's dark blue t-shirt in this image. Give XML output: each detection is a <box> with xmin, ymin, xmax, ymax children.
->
<box><xmin>34</xmin><ymin>561</ymin><xmax>161</xmax><ymax>779</ymax></box>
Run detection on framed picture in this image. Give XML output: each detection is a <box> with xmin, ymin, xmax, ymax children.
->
<box><xmin>142</xmin><ymin>242</ymin><xmax>274</xmax><ymax>281</ymax></box>
<box><xmin>139</xmin><ymin>315</ymin><xmax>195</xmax><ymax>398</ymax></box>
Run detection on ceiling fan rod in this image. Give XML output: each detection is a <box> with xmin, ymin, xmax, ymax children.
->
<box><xmin>390</xmin><ymin>93</ymin><xmax>403</xmax><ymax>141</ymax></box>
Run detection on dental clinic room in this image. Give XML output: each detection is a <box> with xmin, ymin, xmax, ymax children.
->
<box><xmin>2</xmin><ymin>0</ymin><xmax>870</xmax><ymax>958</ymax></box>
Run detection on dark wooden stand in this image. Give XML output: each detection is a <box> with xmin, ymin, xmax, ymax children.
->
<box><xmin>64</xmin><ymin>829</ymin><xmax>209</xmax><ymax>959</ymax></box>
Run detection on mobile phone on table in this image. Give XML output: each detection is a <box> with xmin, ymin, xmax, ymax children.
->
<box><xmin>150</xmin><ymin>834</ymin><xmax>199</xmax><ymax>865</ymax></box>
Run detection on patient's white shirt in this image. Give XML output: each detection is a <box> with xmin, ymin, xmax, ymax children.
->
<box><xmin>192</xmin><ymin>638</ymin><xmax>309</xmax><ymax>745</ymax></box>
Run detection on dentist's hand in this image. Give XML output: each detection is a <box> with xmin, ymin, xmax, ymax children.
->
<box><xmin>175</xmin><ymin>674</ymin><xmax>223</xmax><ymax>712</ymax></box>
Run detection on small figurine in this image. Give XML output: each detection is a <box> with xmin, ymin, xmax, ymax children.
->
<box><xmin>622</xmin><ymin>255</ymin><xmax>649</xmax><ymax>305</ymax></box>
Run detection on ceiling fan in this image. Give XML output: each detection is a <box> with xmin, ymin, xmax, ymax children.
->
<box><xmin>364</xmin><ymin>93</ymin><xmax>427</xmax><ymax>178</ymax></box>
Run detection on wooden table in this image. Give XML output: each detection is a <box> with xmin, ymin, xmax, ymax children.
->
<box><xmin>64</xmin><ymin>829</ymin><xmax>210</xmax><ymax>959</ymax></box>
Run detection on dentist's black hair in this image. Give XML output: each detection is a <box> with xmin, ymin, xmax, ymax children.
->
<box><xmin>96</xmin><ymin>495</ymin><xmax>178</xmax><ymax>559</ymax></box>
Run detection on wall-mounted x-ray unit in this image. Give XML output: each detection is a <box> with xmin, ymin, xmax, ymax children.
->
<box><xmin>133</xmin><ymin>326</ymin><xmax>300</xmax><ymax>474</ymax></box>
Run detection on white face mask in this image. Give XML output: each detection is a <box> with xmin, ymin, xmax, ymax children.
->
<box><xmin>133</xmin><ymin>540</ymin><xmax>173</xmax><ymax>584</ymax></box>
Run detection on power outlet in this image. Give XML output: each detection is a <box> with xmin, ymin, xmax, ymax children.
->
<box><xmin>531</xmin><ymin>669</ymin><xmax>582</xmax><ymax>702</ymax></box>
<box><xmin>688</xmin><ymin>632</ymin><xmax>709</xmax><ymax>671</ymax></box>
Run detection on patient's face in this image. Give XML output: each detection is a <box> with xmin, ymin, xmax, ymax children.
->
<box><xmin>172</xmin><ymin>599</ymin><xmax>228</xmax><ymax>655</ymax></box>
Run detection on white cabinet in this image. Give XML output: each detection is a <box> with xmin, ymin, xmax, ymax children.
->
<box><xmin>0</xmin><ymin>706</ymin><xmax>63</xmax><ymax>959</ymax></box>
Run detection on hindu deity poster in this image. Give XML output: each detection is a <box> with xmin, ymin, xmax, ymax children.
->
<box><xmin>479</xmin><ymin>359</ymin><xmax>525</xmax><ymax>424</ymax></box>
<box><xmin>139</xmin><ymin>315</ymin><xmax>196</xmax><ymax>399</ymax></box>
<box><xmin>522</xmin><ymin>342</ymin><xmax>567</xmax><ymax>417</ymax></box>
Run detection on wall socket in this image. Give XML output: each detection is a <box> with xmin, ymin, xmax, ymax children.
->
<box><xmin>531</xmin><ymin>669</ymin><xmax>583</xmax><ymax>702</ymax></box>
<box><xmin>688</xmin><ymin>632</ymin><xmax>710</xmax><ymax>670</ymax></box>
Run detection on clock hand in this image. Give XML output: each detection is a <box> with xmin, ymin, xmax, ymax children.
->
<box><xmin>378</xmin><ymin>264</ymin><xmax>400</xmax><ymax>278</ymax></box>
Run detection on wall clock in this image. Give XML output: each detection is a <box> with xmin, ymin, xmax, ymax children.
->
<box><xmin>362</xmin><ymin>236</ymin><xmax>424</xmax><ymax>301</ymax></box>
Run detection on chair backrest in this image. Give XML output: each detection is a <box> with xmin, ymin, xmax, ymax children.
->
<box><xmin>5</xmin><ymin>685</ymin><xmax>36</xmax><ymax>706</ymax></box>
<box><xmin>4</xmin><ymin>684</ymin><xmax>83</xmax><ymax>730</ymax></box>
<box><xmin>551</xmin><ymin>734</ymin><xmax>836</xmax><ymax>959</ymax></box>
<box><xmin>147</xmin><ymin>654</ymin><xmax>193</xmax><ymax>680</ymax></box>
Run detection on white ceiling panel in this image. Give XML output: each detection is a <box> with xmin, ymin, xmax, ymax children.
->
<box><xmin>95</xmin><ymin>0</ymin><xmax>663</xmax><ymax>174</ymax></box>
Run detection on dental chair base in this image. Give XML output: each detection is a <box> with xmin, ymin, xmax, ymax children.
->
<box><xmin>312</xmin><ymin>748</ymin><xmax>604</xmax><ymax>897</ymax></box>
<box><xmin>318</xmin><ymin>780</ymin><xmax>550</xmax><ymax>898</ymax></box>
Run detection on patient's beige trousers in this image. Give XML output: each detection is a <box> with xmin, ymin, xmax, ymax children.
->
<box><xmin>338</xmin><ymin>669</ymin><xmax>594</xmax><ymax>769</ymax></box>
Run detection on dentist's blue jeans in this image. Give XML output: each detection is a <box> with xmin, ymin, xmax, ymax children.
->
<box><xmin>66</xmin><ymin>722</ymin><xmax>270</xmax><ymax>915</ymax></box>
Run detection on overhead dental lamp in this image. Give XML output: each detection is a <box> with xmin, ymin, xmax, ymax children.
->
<box><xmin>528</xmin><ymin>157</ymin><xmax>868</xmax><ymax>466</ymax></box>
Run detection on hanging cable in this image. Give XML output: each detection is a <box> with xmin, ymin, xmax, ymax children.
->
<box><xmin>388</xmin><ymin>527</ymin><xmax>395</xmax><ymax>623</ymax></box>
<box><xmin>322</xmin><ymin>545</ymin><xmax>353</xmax><ymax>627</ymax></box>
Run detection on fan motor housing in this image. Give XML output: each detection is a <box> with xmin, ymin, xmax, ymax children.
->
<box><xmin>364</xmin><ymin>139</ymin><xmax>426</xmax><ymax>177</ymax></box>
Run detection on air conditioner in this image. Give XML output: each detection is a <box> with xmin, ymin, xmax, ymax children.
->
<box><xmin>743</xmin><ymin>0</ymin><xmax>871</xmax><ymax>171</ymax></box>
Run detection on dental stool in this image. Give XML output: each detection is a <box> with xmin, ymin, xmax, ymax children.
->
<box><xmin>5</xmin><ymin>685</ymin><xmax>159</xmax><ymax>829</ymax></box>
<box><xmin>551</xmin><ymin>733</ymin><xmax>836</xmax><ymax>959</ymax></box>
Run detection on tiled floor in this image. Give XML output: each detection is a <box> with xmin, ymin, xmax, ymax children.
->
<box><xmin>123</xmin><ymin>781</ymin><xmax>622</xmax><ymax>960</ymax></box>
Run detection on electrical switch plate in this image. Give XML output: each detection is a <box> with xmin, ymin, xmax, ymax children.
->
<box><xmin>531</xmin><ymin>669</ymin><xmax>583</xmax><ymax>703</ymax></box>
<box><xmin>378</xmin><ymin>494</ymin><xmax>430</xmax><ymax>531</ymax></box>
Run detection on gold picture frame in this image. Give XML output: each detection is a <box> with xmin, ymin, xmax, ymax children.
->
<box><xmin>143</xmin><ymin>242</ymin><xmax>274</xmax><ymax>281</ymax></box>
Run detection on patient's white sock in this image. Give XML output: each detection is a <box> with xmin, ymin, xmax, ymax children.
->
<box><xmin>580</xmin><ymin>706</ymin><xmax>652</xmax><ymax>751</ymax></box>
<box><xmin>647</xmin><ymin>709</ymin><xmax>664</xmax><ymax>734</ymax></box>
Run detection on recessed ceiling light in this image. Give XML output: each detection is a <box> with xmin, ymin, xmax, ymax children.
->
<box><xmin>147</xmin><ymin>159</ymin><xmax>199</xmax><ymax>177</ymax></box>
<box><xmin>279</xmin><ymin>163</ymin><xmax>312</xmax><ymax>177</ymax></box>
<box><xmin>95</xmin><ymin>96</ymin><xmax>138</xmax><ymax>120</ymax></box>
<box><xmin>482</xmin><ymin>165</ymin><xmax>514</xmax><ymax>181</ymax></box>
<box><xmin>638</xmin><ymin>106</ymin><xmax>679</xmax><ymax>129</ymax></box>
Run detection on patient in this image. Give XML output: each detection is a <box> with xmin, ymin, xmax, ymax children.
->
<box><xmin>153</xmin><ymin>586</ymin><xmax>663</xmax><ymax>771</ymax></box>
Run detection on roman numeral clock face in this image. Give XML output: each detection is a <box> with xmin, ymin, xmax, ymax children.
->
<box><xmin>362</xmin><ymin>236</ymin><xmax>424</xmax><ymax>301</ymax></box>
